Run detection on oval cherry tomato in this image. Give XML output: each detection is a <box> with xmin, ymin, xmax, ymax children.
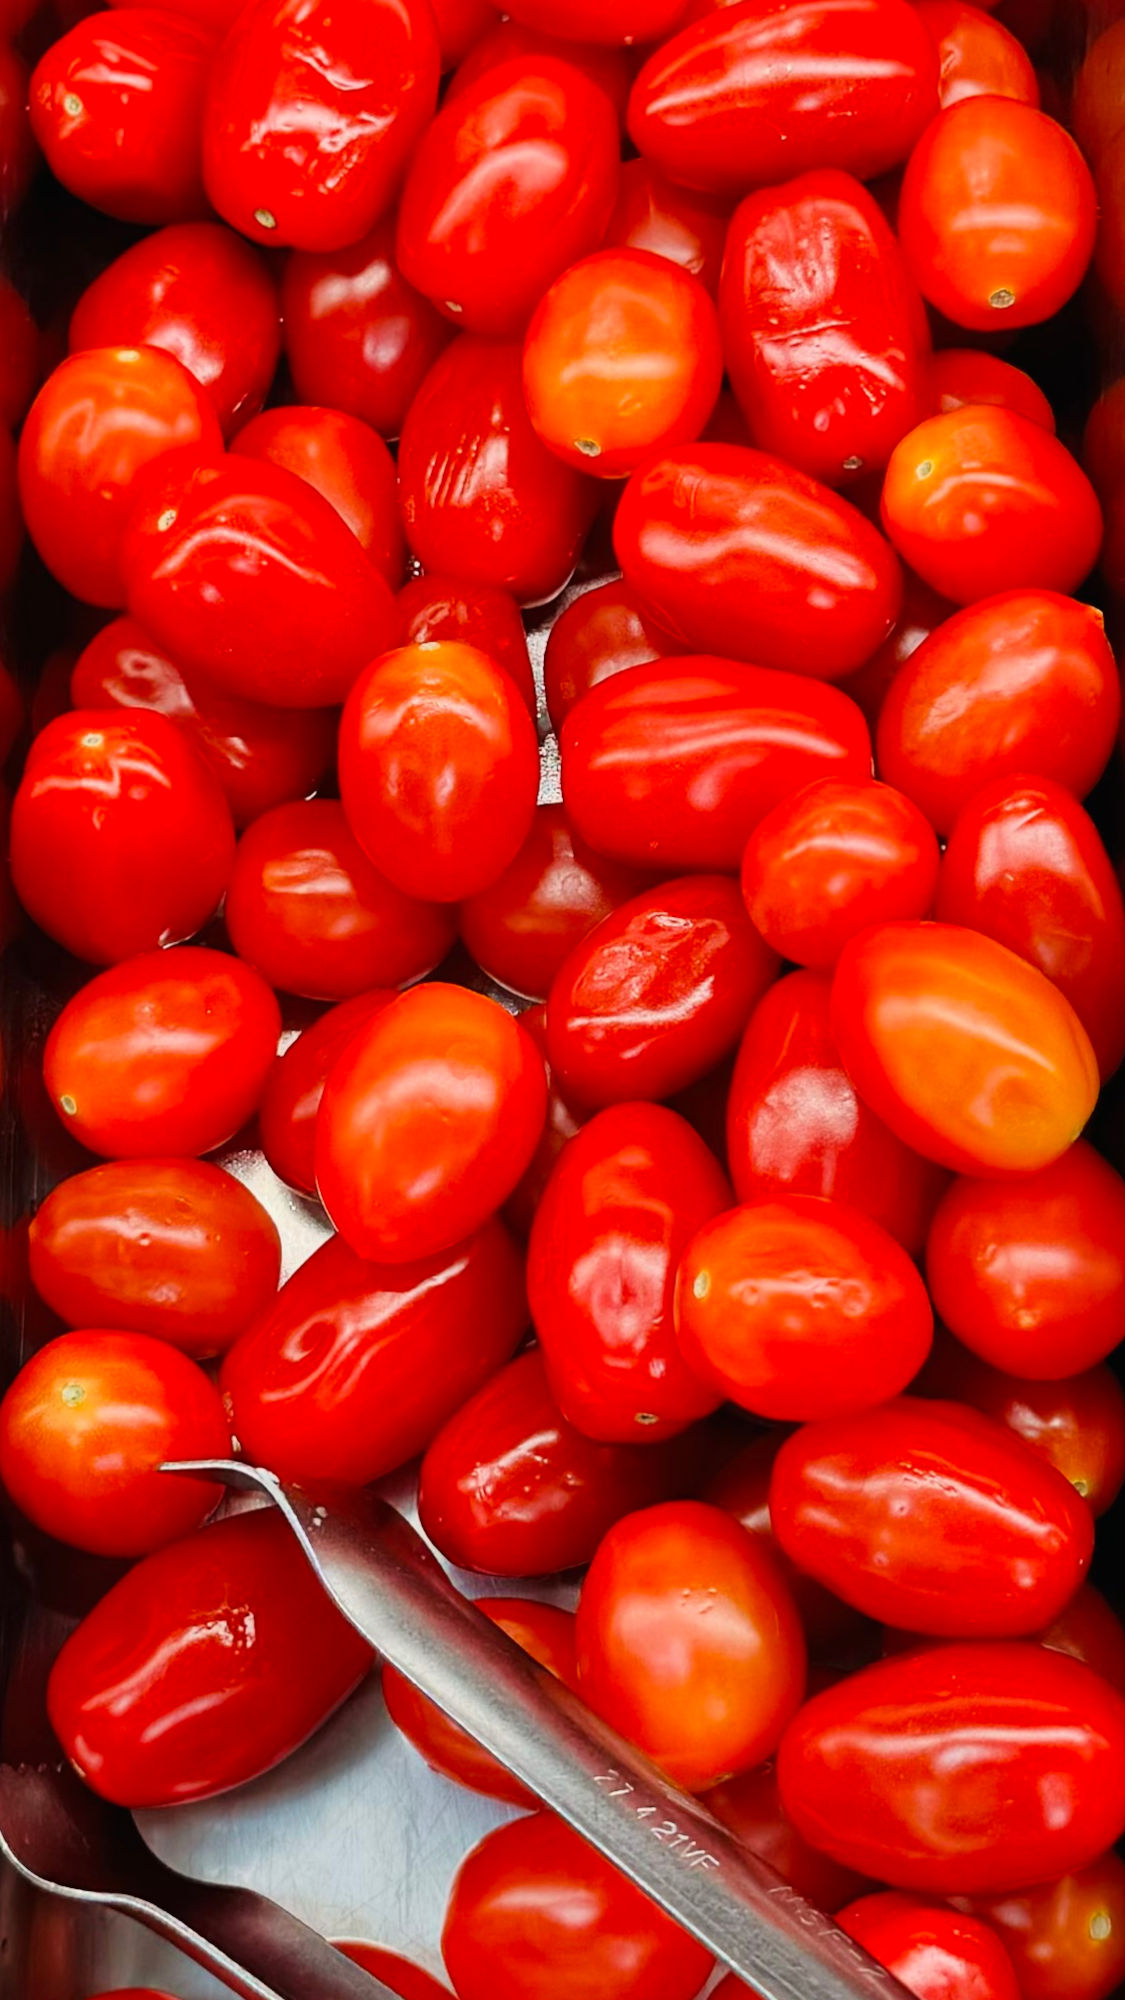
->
<box><xmin>604</xmin><ymin>159</ymin><xmax>729</xmax><ymax>295</ymax></box>
<box><xmin>543</xmin><ymin>580</ymin><xmax>680</xmax><ymax>733</ymax></box>
<box><xmin>47</xmin><ymin>1507</ymin><xmax>371</xmax><ymax>1806</ymax></box>
<box><xmin>335</xmin><ymin>1946</ymin><xmax>450</xmax><ymax>2000</ymax></box>
<box><xmin>527</xmin><ymin>1102</ymin><xmax>729</xmax><ymax>1441</ymax></box>
<box><xmin>1073</xmin><ymin>20</ymin><xmax>1125</xmax><ymax>167</ymax></box>
<box><xmin>281</xmin><ymin>219</ymin><xmax>453</xmax><ymax>442</ymax></box>
<box><xmin>396</xmin><ymin>59</ymin><xmax>619</xmax><ymax>338</ymax></box>
<box><xmin>220</xmin><ymin>1218</ymin><xmax>525</xmax><ymax>1483</ymax></box>
<box><xmin>0</xmin><ymin>274</ymin><xmax>40</xmax><ymax>430</ymax></box>
<box><xmin>916</xmin><ymin>0</ymin><xmax>1039</xmax><ymax>105</ymax></box>
<box><xmin>0</xmin><ymin>43</ymin><xmax>34</xmax><ymax>226</ymax></box>
<box><xmin>955</xmin><ymin>1853</ymin><xmax>1125</xmax><ymax>2000</ymax></box>
<box><xmin>396</xmin><ymin>573</ymin><xmax>535</xmax><ymax>716</ymax></box>
<box><xmin>258</xmin><ymin>992</ymin><xmax>393</xmax><ymax>1195</ymax></box>
<box><xmin>830</xmin><ymin>922</ymin><xmax>1100</xmax><ymax>1174</ymax></box>
<box><xmin>447</xmin><ymin>21</ymin><xmax>633</xmax><ymax>122</ymax></box>
<box><xmin>0</xmin><ymin>1330</ymin><xmax>229</xmax><ymax>1557</ymax></box>
<box><xmin>676</xmin><ymin>1196</ymin><xmax>933</xmax><ymax>1421</ymax></box>
<box><xmin>316</xmin><ymin>982</ymin><xmax>546</xmax><ymax>1263</ymax></box>
<box><xmin>615</xmin><ymin>444</ymin><xmax>902</xmax><ymax>676</ymax></box>
<box><xmin>28</xmin><ymin>1159</ymin><xmax>280</xmax><ymax>1358</ymax></box>
<box><xmin>561</xmin><ymin>659</ymin><xmax>872</xmax><ymax>872</ymax></box>
<box><xmin>44</xmin><ymin>946</ymin><xmax>281</xmax><ymax>1159</ymax></box>
<box><xmin>488</xmin><ymin>0</ymin><xmax>688</xmax><ymax>40</ymax></box>
<box><xmin>122</xmin><ymin>453</ymin><xmax>398</xmax><ymax>708</ymax></box>
<box><xmin>833</xmin><ymin>1895</ymin><xmax>1022</xmax><ymax>2000</ymax></box>
<box><xmin>231</xmin><ymin>405</ymin><xmax>404</xmax><ymax>586</ymax></box>
<box><xmin>1035</xmin><ymin>1587</ymin><xmax>1125</xmax><ymax>1693</ymax></box>
<box><xmin>442</xmin><ymin>1812</ymin><xmax>714</xmax><ymax>2000</ymax></box>
<box><xmin>1082</xmin><ymin>376</ymin><xmax>1125</xmax><ymax>499</ymax></box>
<box><xmin>30</xmin><ymin>12</ymin><xmax>215</xmax><ymax>223</ymax></box>
<box><xmin>397</xmin><ymin>337</ymin><xmax>598</xmax><ymax>605</ymax></box>
<box><xmin>929</xmin><ymin>348</ymin><xmax>1055</xmax><ymax>428</ymax></box>
<box><xmin>67</xmin><ymin>222</ymin><xmax>281</xmax><ymax>439</ymax></box>
<box><xmin>876</xmin><ymin>596</ymin><xmax>1119</xmax><ymax>836</ymax></box>
<box><xmin>224</xmin><ymin>800</ymin><xmax>455</xmax><ymax>1000</ymax></box>
<box><xmin>546</xmin><ymin>875</ymin><xmax>778</xmax><ymax>1108</ymax></box>
<box><xmin>11</xmin><ymin>708</ymin><xmax>234</xmax><ymax>966</ymax></box>
<box><xmin>720</xmin><ymin>171</ymin><xmax>930</xmax><ymax>487</ymax></box>
<box><xmin>202</xmin><ymin>0</ymin><xmax>439</xmax><ymax>251</ymax></box>
<box><xmin>18</xmin><ymin>346</ymin><xmax>222</xmax><ymax>607</ymax></box>
<box><xmin>777</xmin><ymin>1643</ymin><xmax>1125</xmax><ymax>1894</ymax></box>
<box><xmin>880</xmin><ymin>410</ymin><xmax>1103</xmax><ymax>604</ymax></box>
<box><xmin>924</xmin><ymin>1139</ymin><xmax>1125</xmax><ymax>1377</ymax></box>
<box><xmin>705</xmin><ymin>1759</ymin><xmax>874</xmax><ymax>1911</ymax></box>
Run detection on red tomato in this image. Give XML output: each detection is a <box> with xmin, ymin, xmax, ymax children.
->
<box><xmin>704</xmin><ymin>1759</ymin><xmax>873</xmax><ymax>1911</ymax></box>
<box><xmin>417</xmin><ymin>1348</ymin><xmax>708</xmax><ymax>1576</ymax></box>
<box><xmin>28</xmin><ymin>1159</ymin><xmax>280</xmax><ymax>1358</ymax></box>
<box><xmin>876</xmin><ymin>595</ymin><xmax>1119</xmax><ymax>835</ymax></box>
<box><xmin>576</xmin><ymin>1499</ymin><xmax>806</xmax><ymax>1788</ymax></box>
<box><xmin>924</xmin><ymin>1139</ymin><xmax>1125</xmax><ymax>1377</ymax></box>
<box><xmin>397</xmin><ymin>337</ymin><xmax>598</xmax><ymax>605</ymax></box>
<box><xmin>220</xmin><ymin>1219</ymin><xmax>526</xmax><ymax>1483</ymax></box>
<box><xmin>542</xmin><ymin>580</ymin><xmax>679</xmax><ymax>734</ymax></box>
<box><xmin>1082</xmin><ymin>376</ymin><xmax>1125</xmax><ymax>499</ymax></box>
<box><xmin>202</xmin><ymin>0</ymin><xmax>439</xmax><ymax>251</ymax></box>
<box><xmin>936</xmin><ymin>775</ymin><xmax>1125</xmax><ymax>1078</ymax></box>
<box><xmin>11</xmin><ymin>708</ymin><xmax>234</xmax><ymax>966</ymax></box>
<box><xmin>916</xmin><ymin>0</ymin><xmax>1039</xmax><ymax>105</ymax></box>
<box><xmin>546</xmin><ymin>875</ymin><xmax>778</xmax><ymax>1108</ymax></box>
<box><xmin>70</xmin><ymin>617</ymin><xmax>337</xmax><ymax>830</ymax></box>
<box><xmin>442</xmin><ymin>1812</ymin><xmax>714</xmax><ymax>2000</ymax></box>
<box><xmin>67</xmin><ymin>223</ymin><xmax>281</xmax><ymax>439</ymax></box>
<box><xmin>675</xmin><ymin>1196</ymin><xmax>933</xmax><ymax>1421</ymax></box>
<box><xmin>1093</xmin><ymin>131</ymin><xmax>1125</xmax><ymax>321</ymax></box>
<box><xmin>47</xmin><ymin>1508</ymin><xmax>372</xmax><ymax>1806</ymax></box>
<box><xmin>897</xmin><ymin>100</ymin><xmax>1095</xmax><ymax>330</ymax></box>
<box><xmin>316</xmin><ymin>982</ymin><xmax>547</xmax><ymax>1263</ymax></box>
<box><xmin>335</xmin><ymin>1946</ymin><xmax>450</xmax><ymax>2000</ymax></box>
<box><xmin>338</xmin><ymin>642</ymin><xmax>539</xmax><ymax>904</ymax></box>
<box><xmin>280</xmin><ymin>218</ymin><xmax>453</xmax><ymax>442</ymax></box>
<box><xmin>1035</xmin><ymin>1586</ymin><xmax>1125</xmax><ymax>1693</ymax></box>
<box><xmin>30</xmin><ymin>12</ymin><xmax>215</xmax><ymax>223</ymax></box>
<box><xmin>830</xmin><ymin>922</ymin><xmax>1100</xmax><ymax>1174</ymax></box>
<box><xmin>18</xmin><ymin>346</ymin><xmax>222</xmax><ymax>607</ymax></box>
<box><xmin>0</xmin><ymin>43</ymin><xmax>34</xmax><ymax>225</ymax></box>
<box><xmin>0</xmin><ymin>1330</ymin><xmax>229</xmax><ymax>1557</ymax></box>
<box><xmin>777</xmin><ymin>1643</ymin><xmax>1125</xmax><ymax>1893</ymax></box>
<box><xmin>384</xmin><ymin>1597</ymin><xmax>576</xmax><ymax>1807</ymax></box>
<box><xmin>604</xmin><ymin>160</ymin><xmax>729</xmax><ymax>295</ymax></box>
<box><xmin>831</xmin><ymin>1895</ymin><xmax>1022</xmax><ymax>2000</ymax></box>
<box><xmin>447</xmin><ymin>22</ymin><xmax>633</xmax><ymax>123</ymax></box>
<box><xmin>720</xmin><ymin>171</ymin><xmax>930</xmax><ymax>487</ymax></box>
<box><xmin>224</xmin><ymin>800</ymin><xmax>455</xmax><ymax>1000</ymax></box>
<box><xmin>231</xmin><ymin>406</ymin><xmax>404</xmax><ymax>587</ymax></box>
<box><xmin>880</xmin><ymin>410</ymin><xmax>1103</xmax><ymax>605</ymax></box>
<box><xmin>0</xmin><ymin>274</ymin><xmax>39</xmax><ymax>430</ymax></box>
<box><xmin>955</xmin><ymin>1854</ymin><xmax>1125</xmax><ymax>2000</ymax></box>
<box><xmin>741</xmin><ymin>780</ymin><xmax>939</xmax><ymax>969</ymax></box>
<box><xmin>258</xmin><ymin>992</ymin><xmax>394</xmax><ymax>1195</ymax></box>
<box><xmin>459</xmin><ymin>805</ymin><xmax>651</xmax><ymax>1002</ymax></box>
<box><xmin>396</xmin><ymin>59</ymin><xmax>619</xmax><ymax>338</ymax></box>
<box><xmin>930</xmin><ymin>348</ymin><xmax>1055</xmax><ymax>428</ymax></box>
<box><xmin>627</xmin><ymin>0</ymin><xmax>938</xmax><ymax>194</ymax></box>
<box><xmin>121</xmin><ymin>454</ymin><xmax>398</xmax><ymax>708</ymax></box>
<box><xmin>489</xmin><ymin>0</ymin><xmax>688</xmax><ymax>39</ymax></box>
<box><xmin>523</xmin><ymin>249</ymin><xmax>722</xmax><ymax>477</ymax></box>
<box><xmin>396</xmin><ymin>574</ymin><xmax>535</xmax><ymax>716</ymax></box>
<box><xmin>1073</xmin><ymin>19</ymin><xmax>1125</xmax><ymax>166</ymax></box>
<box><xmin>527</xmin><ymin>1102</ymin><xmax>729</xmax><ymax>1441</ymax></box>
<box><xmin>43</xmin><ymin>946</ymin><xmax>281</xmax><ymax>1159</ymax></box>
<box><xmin>560</xmin><ymin>659</ymin><xmax>872</xmax><ymax>872</ymax></box>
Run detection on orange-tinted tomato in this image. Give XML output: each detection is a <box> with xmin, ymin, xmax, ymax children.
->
<box><xmin>929</xmin><ymin>348</ymin><xmax>1055</xmax><ymax>428</ymax></box>
<box><xmin>396</xmin><ymin>573</ymin><xmax>535</xmax><ymax>715</ymax></box>
<box><xmin>542</xmin><ymin>578</ymin><xmax>679</xmax><ymax>733</ymax></box>
<box><xmin>604</xmin><ymin>159</ymin><xmax>729</xmax><ymax>294</ymax></box>
<box><xmin>230</xmin><ymin>405</ymin><xmax>404</xmax><ymax>586</ymax></box>
<box><xmin>955</xmin><ymin>1854</ymin><xmax>1125</xmax><ymax>2000</ymax></box>
<box><xmin>258</xmin><ymin>990</ymin><xmax>394</xmax><ymax>1194</ymax></box>
<box><xmin>916</xmin><ymin>0</ymin><xmax>1038</xmax><ymax>105</ymax></box>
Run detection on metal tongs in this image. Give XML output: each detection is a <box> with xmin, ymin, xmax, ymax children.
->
<box><xmin>1</xmin><ymin>1460</ymin><xmax>909</xmax><ymax>2000</ymax></box>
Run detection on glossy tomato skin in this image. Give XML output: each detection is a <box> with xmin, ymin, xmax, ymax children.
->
<box><xmin>47</xmin><ymin>1508</ymin><xmax>372</xmax><ymax>1806</ymax></box>
<box><xmin>11</xmin><ymin>708</ymin><xmax>234</xmax><ymax>966</ymax></box>
<box><xmin>897</xmin><ymin>100</ymin><xmax>1095</xmax><ymax>331</ymax></box>
<box><xmin>220</xmin><ymin>1219</ymin><xmax>526</xmax><ymax>1483</ymax></box>
<box><xmin>560</xmin><ymin>660</ymin><xmax>872</xmax><ymax>872</ymax></box>
<box><xmin>675</xmin><ymin>1197</ymin><xmax>933</xmax><ymax>1421</ymax></box>
<box><xmin>615</xmin><ymin>445</ymin><xmax>902</xmax><ymax>677</ymax></box>
<box><xmin>28</xmin><ymin>1159</ymin><xmax>281</xmax><ymax>1358</ymax></box>
<box><xmin>720</xmin><ymin>172</ymin><xmax>930</xmax><ymax>487</ymax></box>
<box><xmin>0</xmin><ymin>1330</ymin><xmax>230</xmax><ymax>1556</ymax></box>
<box><xmin>830</xmin><ymin>922</ymin><xmax>1100</xmax><ymax>1174</ymax></box>
<box><xmin>705</xmin><ymin>1759</ymin><xmax>874</xmax><ymax>1911</ymax></box>
<box><xmin>527</xmin><ymin>1102</ymin><xmax>729</xmax><ymax>1441</ymax></box>
<box><xmin>337</xmin><ymin>643</ymin><xmax>540</xmax><ymax>903</ymax></box>
<box><xmin>224</xmin><ymin>800</ymin><xmax>456</xmax><ymax>1000</ymax></box>
<box><xmin>316</xmin><ymin>983</ymin><xmax>547</xmax><ymax>1263</ymax></box>
<box><xmin>936</xmin><ymin>775</ymin><xmax>1125</xmax><ymax>1078</ymax></box>
<box><xmin>231</xmin><ymin>406</ymin><xmax>404</xmax><ymax>586</ymax></box>
<box><xmin>545</xmin><ymin>875</ymin><xmax>778</xmax><ymax>1108</ymax></box>
<box><xmin>543</xmin><ymin>579</ymin><xmax>680</xmax><ymax>733</ymax></box>
<box><xmin>876</xmin><ymin>595</ymin><xmax>1119</xmax><ymax>835</ymax></box>
<box><xmin>30</xmin><ymin>12</ymin><xmax>215</xmax><ymax>223</ymax></box>
<box><xmin>924</xmin><ymin>1140</ymin><xmax>1125</xmax><ymax>1378</ymax></box>
<box><xmin>44</xmin><ymin>946</ymin><xmax>281</xmax><ymax>1160</ymax></box>
<box><xmin>605</xmin><ymin>160</ymin><xmax>730</xmax><ymax>295</ymax></box>
<box><xmin>68</xmin><ymin>223</ymin><xmax>281</xmax><ymax>438</ymax></box>
<box><xmin>833</xmin><ymin>1895</ymin><xmax>1022</xmax><ymax>2000</ymax></box>
<box><xmin>916</xmin><ymin>0</ymin><xmax>1038</xmax><ymax>105</ymax></box>
<box><xmin>121</xmin><ymin>454</ymin><xmax>398</xmax><ymax>708</ymax></box>
<box><xmin>18</xmin><ymin>347</ymin><xmax>222</xmax><ymax>607</ymax></box>
<box><xmin>442</xmin><ymin>1812</ymin><xmax>715</xmax><ymax>2000</ymax></box>
<box><xmin>417</xmin><ymin>1348</ymin><xmax>707</xmax><ymax>1576</ymax></box>
<box><xmin>396</xmin><ymin>574</ymin><xmax>535</xmax><ymax>715</ymax></box>
<box><xmin>397</xmin><ymin>337</ymin><xmax>598</xmax><ymax>605</ymax></box>
<box><xmin>202</xmin><ymin>0</ymin><xmax>439</xmax><ymax>251</ymax></box>
<box><xmin>258</xmin><ymin>991</ymin><xmax>394</xmax><ymax>1195</ymax></box>
<box><xmin>880</xmin><ymin>409</ymin><xmax>1103</xmax><ymax>605</ymax></box>
<box><xmin>930</xmin><ymin>348</ymin><xmax>1055</xmax><ymax>428</ymax></box>
<box><xmin>955</xmin><ymin>1854</ymin><xmax>1125</xmax><ymax>2000</ymax></box>
<box><xmin>396</xmin><ymin>59</ymin><xmax>619</xmax><ymax>337</ymax></box>
<box><xmin>447</xmin><ymin>22</ymin><xmax>633</xmax><ymax>122</ymax></box>
<box><xmin>776</xmin><ymin>1643</ymin><xmax>1125</xmax><ymax>1894</ymax></box>
<box><xmin>490</xmin><ymin>0</ymin><xmax>688</xmax><ymax>40</ymax></box>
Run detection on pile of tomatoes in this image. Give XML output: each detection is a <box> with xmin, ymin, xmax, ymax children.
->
<box><xmin>2</xmin><ymin>0</ymin><xmax>1125</xmax><ymax>1995</ymax></box>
